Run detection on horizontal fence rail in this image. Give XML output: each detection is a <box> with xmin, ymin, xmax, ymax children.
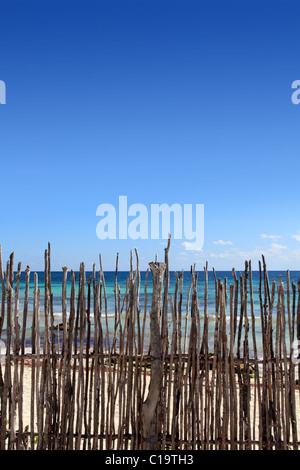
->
<box><xmin>0</xmin><ymin>241</ymin><xmax>299</xmax><ymax>450</ymax></box>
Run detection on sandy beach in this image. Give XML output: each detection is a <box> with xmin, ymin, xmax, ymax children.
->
<box><xmin>5</xmin><ymin>358</ymin><xmax>300</xmax><ymax>450</ymax></box>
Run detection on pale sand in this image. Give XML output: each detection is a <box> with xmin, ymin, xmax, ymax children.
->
<box><xmin>7</xmin><ymin>363</ymin><xmax>300</xmax><ymax>449</ymax></box>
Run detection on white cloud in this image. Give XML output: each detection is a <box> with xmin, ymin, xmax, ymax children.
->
<box><xmin>260</xmin><ymin>234</ymin><xmax>282</xmax><ymax>240</ymax></box>
<box><xmin>292</xmin><ymin>231</ymin><xmax>300</xmax><ymax>242</ymax></box>
<box><xmin>236</xmin><ymin>243</ymin><xmax>286</xmax><ymax>258</ymax></box>
<box><xmin>270</xmin><ymin>243</ymin><xmax>287</xmax><ymax>250</ymax></box>
<box><xmin>181</xmin><ymin>241</ymin><xmax>203</xmax><ymax>252</ymax></box>
<box><xmin>210</xmin><ymin>252</ymin><xmax>231</xmax><ymax>259</ymax></box>
<box><xmin>213</xmin><ymin>240</ymin><xmax>233</xmax><ymax>246</ymax></box>
<box><xmin>177</xmin><ymin>251</ymin><xmax>188</xmax><ymax>256</ymax></box>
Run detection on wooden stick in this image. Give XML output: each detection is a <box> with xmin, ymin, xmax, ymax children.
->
<box><xmin>142</xmin><ymin>261</ymin><xmax>165</xmax><ymax>450</ymax></box>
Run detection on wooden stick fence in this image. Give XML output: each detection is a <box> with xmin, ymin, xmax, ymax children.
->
<box><xmin>0</xmin><ymin>242</ymin><xmax>299</xmax><ymax>450</ymax></box>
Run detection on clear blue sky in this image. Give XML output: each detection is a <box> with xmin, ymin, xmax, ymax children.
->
<box><xmin>1</xmin><ymin>0</ymin><xmax>300</xmax><ymax>271</ymax></box>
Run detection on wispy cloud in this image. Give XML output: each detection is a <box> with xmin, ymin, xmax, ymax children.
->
<box><xmin>260</xmin><ymin>234</ymin><xmax>282</xmax><ymax>240</ymax></box>
<box><xmin>213</xmin><ymin>240</ymin><xmax>233</xmax><ymax>246</ymax></box>
<box><xmin>181</xmin><ymin>241</ymin><xmax>203</xmax><ymax>252</ymax></box>
<box><xmin>270</xmin><ymin>243</ymin><xmax>287</xmax><ymax>250</ymax></box>
<box><xmin>173</xmin><ymin>240</ymin><xmax>296</xmax><ymax>271</ymax></box>
<box><xmin>210</xmin><ymin>252</ymin><xmax>231</xmax><ymax>259</ymax></box>
<box><xmin>292</xmin><ymin>231</ymin><xmax>300</xmax><ymax>242</ymax></box>
<box><xmin>233</xmin><ymin>243</ymin><xmax>287</xmax><ymax>260</ymax></box>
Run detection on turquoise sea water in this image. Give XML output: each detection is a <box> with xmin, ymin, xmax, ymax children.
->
<box><xmin>1</xmin><ymin>270</ymin><xmax>299</xmax><ymax>358</ymax></box>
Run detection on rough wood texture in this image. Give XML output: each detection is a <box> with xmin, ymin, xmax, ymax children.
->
<box><xmin>142</xmin><ymin>261</ymin><xmax>165</xmax><ymax>450</ymax></box>
<box><xmin>0</xmin><ymin>242</ymin><xmax>299</xmax><ymax>450</ymax></box>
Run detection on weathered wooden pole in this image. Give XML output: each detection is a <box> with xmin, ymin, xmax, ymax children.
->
<box><xmin>142</xmin><ymin>261</ymin><xmax>166</xmax><ymax>450</ymax></box>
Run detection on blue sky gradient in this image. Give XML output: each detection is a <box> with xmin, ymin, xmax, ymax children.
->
<box><xmin>1</xmin><ymin>0</ymin><xmax>300</xmax><ymax>271</ymax></box>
